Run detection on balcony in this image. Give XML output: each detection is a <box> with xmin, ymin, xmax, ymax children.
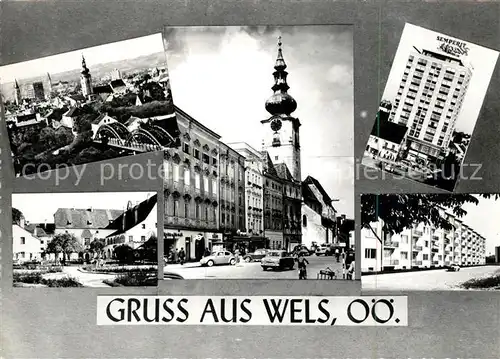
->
<box><xmin>413</xmin><ymin>245</ymin><xmax>423</xmax><ymax>251</ymax></box>
<box><xmin>384</xmin><ymin>241</ymin><xmax>400</xmax><ymax>248</ymax></box>
<box><xmin>415</xmin><ymin>260</ymin><xmax>423</xmax><ymax>265</ymax></box>
<box><xmin>413</xmin><ymin>230</ymin><xmax>423</xmax><ymax>236</ymax></box>
<box><xmin>384</xmin><ymin>259</ymin><xmax>399</xmax><ymax>266</ymax></box>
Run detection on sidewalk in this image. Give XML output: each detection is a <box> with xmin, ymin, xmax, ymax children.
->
<box><xmin>164</xmin><ymin>262</ymin><xmax>202</xmax><ymax>269</ymax></box>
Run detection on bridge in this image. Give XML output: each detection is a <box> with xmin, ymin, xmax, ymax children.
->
<box><xmin>93</xmin><ymin>121</ymin><xmax>176</xmax><ymax>153</ymax></box>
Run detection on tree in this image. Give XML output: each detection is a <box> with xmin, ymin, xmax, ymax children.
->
<box><xmin>12</xmin><ymin>208</ymin><xmax>24</xmax><ymax>225</ymax></box>
<box><xmin>114</xmin><ymin>244</ymin><xmax>136</xmax><ymax>264</ymax></box>
<box><xmin>46</xmin><ymin>233</ymin><xmax>83</xmax><ymax>265</ymax></box>
<box><xmin>361</xmin><ymin>193</ymin><xmax>500</xmax><ymax>235</ymax></box>
<box><xmin>89</xmin><ymin>238</ymin><xmax>105</xmax><ymax>256</ymax></box>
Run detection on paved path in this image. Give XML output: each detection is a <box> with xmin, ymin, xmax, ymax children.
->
<box><xmin>44</xmin><ymin>266</ymin><xmax>116</xmax><ymax>287</ymax></box>
<box><xmin>164</xmin><ymin>255</ymin><xmax>347</xmax><ymax>280</ymax></box>
<box><xmin>362</xmin><ymin>265</ymin><xmax>500</xmax><ymax>291</ymax></box>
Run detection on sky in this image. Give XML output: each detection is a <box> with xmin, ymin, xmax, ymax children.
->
<box><xmin>382</xmin><ymin>23</ymin><xmax>499</xmax><ymax>135</ymax></box>
<box><xmin>12</xmin><ymin>192</ymin><xmax>156</xmax><ymax>224</ymax></box>
<box><xmin>461</xmin><ymin>196</ymin><xmax>500</xmax><ymax>256</ymax></box>
<box><xmin>0</xmin><ymin>33</ymin><xmax>165</xmax><ymax>84</ymax></box>
<box><xmin>163</xmin><ymin>25</ymin><xmax>354</xmax><ymax>217</ymax></box>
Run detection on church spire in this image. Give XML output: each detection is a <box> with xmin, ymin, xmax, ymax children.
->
<box><xmin>265</xmin><ymin>36</ymin><xmax>297</xmax><ymax>116</ymax></box>
<box><xmin>14</xmin><ymin>79</ymin><xmax>22</xmax><ymax>105</ymax></box>
<box><xmin>81</xmin><ymin>54</ymin><xmax>90</xmax><ymax>77</ymax></box>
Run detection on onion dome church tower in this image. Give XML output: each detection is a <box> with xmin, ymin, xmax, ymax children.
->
<box><xmin>80</xmin><ymin>55</ymin><xmax>93</xmax><ymax>98</ymax></box>
<box><xmin>261</xmin><ymin>36</ymin><xmax>301</xmax><ymax>182</ymax></box>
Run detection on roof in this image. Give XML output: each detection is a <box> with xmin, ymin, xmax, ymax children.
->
<box><xmin>370</xmin><ymin>118</ymin><xmax>407</xmax><ymax>144</ymax></box>
<box><xmin>54</xmin><ymin>208</ymin><xmax>124</xmax><ymax>229</ymax></box>
<box><xmin>93</xmin><ymin>84</ymin><xmax>113</xmax><ymax>94</ymax></box>
<box><xmin>174</xmin><ymin>105</ymin><xmax>221</xmax><ymax>139</ymax></box>
<box><xmin>65</xmin><ymin>107</ymin><xmax>81</xmax><ymax>118</ymax></box>
<box><xmin>47</xmin><ymin>107</ymin><xmax>69</xmax><ymax>121</ymax></box>
<box><xmin>16</xmin><ymin>113</ymin><xmax>37</xmax><ymax>122</ymax></box>
<box><xmin>105</xmin><ymin>194</ymin><xmax>157</xmax><ymax>237</ymax></box>
<box><xmin>25</xmin><ymin>223</ymin><xmax>55</xmax><ymax>236</ymax></box>
<box><xmin>302</xmin><ymin>183</ymin><xmax>321</xmax><ymax>206</ymax></box>
<box><xmin>261</xmin><ymin>151</ymin><xmax>278</xmax><ymax>178</ymax></box>
<box><xmin>274</xmin><ymin>163</ymin><xmax>293</xmax><ymax>181</ymax></box>
<box><xmin>92</xmin><ymin>113</ymin><xmax>109</xmax><ymax>124</ymax></box>
<box><xmin>303</xmin><ymin>175</ymin><xmax>336</xmax><ymax>210</ymax></box>
<box><xmin>110</xmin><ymin>79</ymin><xmax>126</xmax><ymax>89</ymax></box>
<box><xmin>69</xmin><ymin>94</ymin><xmax>86</xmax><ymax>102</ymax></box>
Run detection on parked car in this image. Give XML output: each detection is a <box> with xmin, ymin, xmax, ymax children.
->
<box><xmin>447</xmin><ymin>264</ymin><xmax>461</xmax><ymax>272</ymax></box>
<box><xmin>315</xmin><ymin>244</ymin><xmax>332</xmax><ymax>256</ymax></box>
<box><xmin>243</xmin><ymin>249</ymin><xmax>268</xmax><ymax>262</ymax></box>
<box><xmin>292</xmin><ymin>245</ymin><xmax>311</xmax><ymax>256</ymax></box>
<box><xmin>200</xmin><ymin>251</ymin><xmax>236</xmax><ymax>267</ymax></box>
<box><xmin>261</xmin><ymin>250</ymin><xmax>295</xmax><ymax>271</ymax></box>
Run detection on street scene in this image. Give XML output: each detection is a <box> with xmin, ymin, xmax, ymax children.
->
<box><xmin>1</xmin><ymin>33</ymin><xmax>177</xmax><ymax>177</ymax></box>
<box><xmin>361</xmin><ymin>193</ymin><xmax>500</xmax><ymax>290</ymax></box>
<box><xmin>362</xmin><ymin>23</ymin><xmax>498</xmax><ymax>191</ymax></box>
<box><xmin>12</xmin><ymin>192</ymin><xmax>158</xmax><ymax>287</ymax></box>
<box><xmin>160</xmin><ymin>25</ymin><xmax>355</xmax><ymax>279</ymax></box>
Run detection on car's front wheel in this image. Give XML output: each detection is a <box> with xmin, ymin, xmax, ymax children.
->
<box><xmin>262</xmin><ymin>266</ymin><xmax>268</xmax><ymax>271</ymax></box>
<box><xmin>230</xmin><ymin>258</ymin><xmax>236</xmax><ymax>265</ymax></box>
<box><xmin>244</xmin><ymin>256</ymin><xmax>252</xmax><ymax>263</ymax></box>
<box><xmin>206</xmin><ymin>260</ymin><xmax>214</xmax><ymax>267</ymax></box>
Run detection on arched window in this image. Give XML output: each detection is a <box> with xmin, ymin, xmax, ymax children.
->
<box><xmin>302</xmin><ymin>215</ymin><xmax>308</xmax><ymax>227</ymax></box>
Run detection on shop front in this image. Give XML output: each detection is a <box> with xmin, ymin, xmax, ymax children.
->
<box><xmin>165</xmin><ymin>229</ymin><xmax>224</xmax><ymax>261</ymax></box>
<box><xmin>224</xmin><ymin>235</ymin><xmax>269</xmax><ymax>254</ymax></box>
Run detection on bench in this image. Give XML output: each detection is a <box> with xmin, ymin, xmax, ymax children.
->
<box><xmin>317</xmin><ymin>269</ymin><xmax>336</xmax><ymax>280</ymax></box>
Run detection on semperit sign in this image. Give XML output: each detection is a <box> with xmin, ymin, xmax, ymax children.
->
<box><xmin>437</xmin><ymin>35</ymin><xmax>470</xmax><ymax>57</ymax></box>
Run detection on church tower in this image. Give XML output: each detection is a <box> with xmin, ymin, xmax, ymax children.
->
<box><xmin>80</xmin><ymin>55</ymin><xmax>93</xmax><ymax>98</ymax></box>
<box><xmin>14</xmin><ymin>79</ymin><xmax>22</xmax><ymax>106</ymax></box>
<box><xmin>261</xmin><ymin>36</ymin><xmax>301</xmax><ymax>182</ymax></box>
<box><xmin>46</xmin><ymin>72</ymin><xmax>53</xmax><ymax>99</ymax></box>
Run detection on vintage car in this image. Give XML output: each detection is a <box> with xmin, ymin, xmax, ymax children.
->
<box><xmin>261</xmin><ymin>250</ymin><xmax>295</xmax><ymax>271</ymax></box>
<box><xmin>200</xmin><ymin>250</ymin><xmax>237</xmax><ymax>267</ymax></box>
<box><xmin>447</xmin><ymin>264</ymin><xmax>461</xmax><ymax>272</ymax></box>
<box><xmin>243</xmin><ymin>249</ymin><xmax>268</xmax><ymax>262</ymax></box>
<box><xmin>315</xmin><ymin>243</ymin><xmax>333</xmax><ymax>256</ymax></box>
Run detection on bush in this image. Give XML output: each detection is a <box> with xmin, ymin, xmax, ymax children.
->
<box><xmin>461</xmin><ymin>274</ymin><xmax>500</xmax><ymax>289</ymax></box>
<box><xmin>13</xmin><ymin>272</ymin><xmax>43</xmax><ymax>284</ymax></box>
<box><xmin>113</xmin><ymin>271</ymin><xmax>157</xmax><ymax>287</ymax></box>
<box><xmin>13</xmin><ymin>272</ymin><xmax>82</xmax><ymax>287</ymax></box>
<box><xmin>82</xmin><ymin>265</ymin><xmax>157</xmax><ymax>274</ymax></box>
<box><xmin>43</xmin><ymin>277</ymin><xmax>83</xmax><ymax>287</ymax></box>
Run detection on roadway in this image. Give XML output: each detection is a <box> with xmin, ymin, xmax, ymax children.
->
<box><xmin>362</xmin><ymin>265</ymin><xmax>500</xmax><ymax>291</ymax></box>
<box><xmin>164</xmin><ymin>254</ymin><xmax>347</xmax><ymax>280</ymax></box>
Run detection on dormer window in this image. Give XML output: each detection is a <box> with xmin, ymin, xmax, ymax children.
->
<box><xmin>87</xmin><ymin>220</ymin><xmax>92</xmax><ymax>225</ymax></box>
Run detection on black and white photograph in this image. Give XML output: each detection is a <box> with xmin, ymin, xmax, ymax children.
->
<box><xmin>1</xmin><ymin>33</ymin><xmax>177</xmax><ymax>177</ymax></box>
<box><xmin>361</xmin><ymin>193</ymin><xmax>500</xmax><ymax>291</ymax></box>
<box><xmin>160</xmin><ymin>25</ymin><xmax>355</xmax><ymax>280</ymax></box>
<box><xmin>12</xmin><ymin>192</ymin><xmax>158</xmax><ymax>287</ymax></box>
<box><xmin>362</xmin><ymin>23</ymin><xmax>499</xmax><ymax>191</ymax></box>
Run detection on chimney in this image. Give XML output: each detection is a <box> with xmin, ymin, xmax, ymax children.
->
<box><xmin>19</xmin><ymin>217</ymin><xmax>25</xmax><ymax>228</ymax></box>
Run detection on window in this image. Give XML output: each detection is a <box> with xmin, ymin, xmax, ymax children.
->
<box><xmin>184</xmin><ymin>200</ymin><xmax>189</xmax><ymax>217</ymax></box>
<box><xmin>205</xmin><ymin>206</ymin><xmax>209</xmax><ymax>221</ymax></box>
<box><xmin>423</xmin><ymin>254</ymin><xmax>429</xmax><ymax>260</ymax></box>
<box><xmin>183</xmin><ymin>143</ymin><xmax>190</xmax><ymax>154</ymax></box>
<box><xmin>401</xmin><ymin>235</ymin><xmax>408</xmax><ymax>244</ymax></box>
<box><xmin>194</xmin><ymin>149</ymin><xmax>200</xmax><ymax>159</ymax></box>
<box><xmin>302</xmin><ymin>215</ymin><xmax>307</xmax><ymax>227</ymax></box>
<box><xmin>212</xmin><ymin>157</ymin><xmax>217</xmax><ymax>166</ymax></box>
<box><xmin>275</xmin><ymin>156</ymin><xmax>278</xmax><ymax>160</ymax></box>
<box><xmin>184</xmin><ymin>169</ymin><xmax>190</xmax><ymax>185</ymax></box>
<box><xmin>212</xmin><ymin>179</ymin><xmax>217</xmax><ymax>195</ymax></box>
<box><xmin>364</xmin><ymin>248</ymin><xmax>376</xmax><ymax>259</ymax></box>
<box><xmin>129</xmin><ymin>235</ymin><xmax>133</xmax><ymax>242</ymax></box>
<box><xmin>196</xmin><ymin>203</ymin><xmax>201</xmax><ymax>219</ymax></box>
<box><xmin>401</xmin><ymin>251</ymin><xmax>408</xmax><ymax>259</ymax></box>
<box><xmin>141</xmin><ymin>224</ymin><xmax>146</xmax><ymax>229</ymax></box>
<box><xmin>20</xmin><ymin>237</ymin><xmax>25</xmax><ymax>245</ymax></box>
<box><xmin>203</xmin><ymin>153</ymin><xmax>210</xmax><ymax>164</ymax></box>
<box><xmin>195</xmin><ymin>173</ymin><xmax>200</xmax><ymax>189</ymax></box>
<box><xmin>173</xmin><ymin>165</ymin><xmax>179</xmax><ymax>182</ymax></box>
<box><xmin>204</xmin><ymin>177</ymin><xmax>209</xmax><ymax>192</ymax></box>
<box><xmin>425</xmin><ymin>240</ymin><xmax>429</xmax><ymax>247</ymax></box>
<box><xmin>173</xmin><ymin>199</ymin><xmax>179</xmax><ymax>216</ymax></box>
<box><xmin>141</xmin><ymin>236</ymin><xmax>146</xmax><ymax>241</ymax></box>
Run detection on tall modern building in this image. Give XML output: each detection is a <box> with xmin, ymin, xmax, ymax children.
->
<box><xmin>361</xmin><ymin>208</ymin><xmax>486</xmax><ymax>272</ymax></box>
<box><xmin>46</xmin><ymin>72</ymin><xmax>53</xmax><ymax>99</ymax></box>
<box><xmin>80</xmin><ymin>55</ymin><xmax>93</xmax><ymax>98</ymax></box>
<box><xmin>32</xmin><ymin>82</ymin><xmax>45</xmax><ymax>100</ymax></box>
<box><xmin>389</xmin><ymin>49</ymin><xmax>472</xmax><ymax>165</ymax></box>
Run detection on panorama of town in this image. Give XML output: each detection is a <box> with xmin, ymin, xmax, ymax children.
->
<box><xmin>9</xmin><ymin>34</ymin><xmax>356</xmax><ymax>283</ymax></box>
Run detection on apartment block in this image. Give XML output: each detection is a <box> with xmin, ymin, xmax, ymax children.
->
<box><xmin>361</xmin><ymin>208</ymin><xmax>486</xmax><ymax>272</ymax></box>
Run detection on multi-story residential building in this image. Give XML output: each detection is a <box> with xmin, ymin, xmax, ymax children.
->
<box><xmin>228</xmin><ymin>142</ymin><xmax>264</xmax><ymax>236</ymax></box>
<box><xmin>262</xmin><ymin>153</ymin><xmax>284</xmax><ymax>250</ymax></box>
<box><xmin>163</xmin><ymin>107</ymin><xmax>222</xmax><ymax>261</ymax></box>
<box><xmin>33</xmin><ymin>81</ymin><xmax>45</xmax><ymax>101</ymax></box>
<box><xmin>219</xmin><ymin>142</ymin><xmax>246</xmax><ymax>239</ymax></box>
<box><xmin>389</xmin><ymin>49</ymin><xmax>472</xmax><ymax>166</ymax></box>
<box><xmin>301</xmin><ymin>175</ymin><xmax>337</xmax><ymax>249</ymax></box>
<box><xmin>361</xmin><ymin>208</ymin><xmax>486</xmax><ymax>272</ymax></box>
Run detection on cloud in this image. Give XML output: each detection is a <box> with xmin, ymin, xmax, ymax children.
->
<box><xmin>326</xmin><ymin>64</ymin><xmax>353</xmax><ymax>86</ymax></box>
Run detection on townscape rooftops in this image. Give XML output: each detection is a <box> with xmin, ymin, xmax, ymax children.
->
<box><xmin>16</xmin><ymin>113</ymin><xmax>37</xmax><ymax>122</ymax></box>
<box><xmin>274</xmin><ymin>163</ymin><xmax>293</xmax><ymax>181</ymax></box>
<box><xmin>105</xmin><ymin>194</ymin><xmax>157</xmax><ymax>238</ymax></box>
<box><xmin>303</xmin><ymin>175</ymin><xmax>336</xmax><ymax>211</ymax></box>
<box><xmin>110</xmin><ymin>79</ymin><xmax>126</xmax><ymax>89</ymax></box>
<box><xmin>370</xmin><ymin>117</ymin><xmax>408</xmax><ymax>144</ymax></box>
<box><xmin>47</xmin><ymin>107</ymin><xmax>69</xmax><ymax>121</ymax></box>
<box><xmin>260</xmin><ymin>151</ymin><xmax>279</xmax><ymax>178</ymax></box>
<box><xmin>69</xmin><ymin>94</ymin><xmax>86</xmax><ymax>102</ymax></box>
<box><xmin>25</xmin><ymin>223</ymin><xmax>56</xmax><ymax>236</ymax></box>
<box><xmin>54</xmin><ymin>208</ymin><xmax>124</xmax><ymax>229</ymax></box>
<box><xmin>93</xmin><ymin>84</ymin><xmax>113</xmax><ymax>94</ymax></box>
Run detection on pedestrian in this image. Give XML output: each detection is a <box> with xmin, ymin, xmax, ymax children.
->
<box><xmin>179</xmin><ymin>247</ymin><xmax>186</xmax><ymax>265</ymax></box>
<box><xmin>335</xmin><ymin>248</ymin><xmax>340</xmax><ymax>263</ymax></box>
<box><xmin>204</xmin><ymin>247</ymin><xmax>211</xmax><ymax>257</ymax></box>
<box><xmin>234</xmin><ymin>248</ymin><xmax>240</xmax><ymax>264</ymax></box>
<box><xmin>343</xmin><ymin>249</ymin><xmax>355</xmax><ymax>280</ymax></box>
<box><xmin>296</xmin><ymin>252</ymin><xmax>309</xmax><ymax>279</ymax></box>
<box><xmin>173</xmin><ymin>248</ymin><xmax>179</xmax><ymax>264</ymax></box>
<box><xmin>347</xmin><ymin>260</ymin><xmax>355</xmax><ymax>280</ymax></box>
